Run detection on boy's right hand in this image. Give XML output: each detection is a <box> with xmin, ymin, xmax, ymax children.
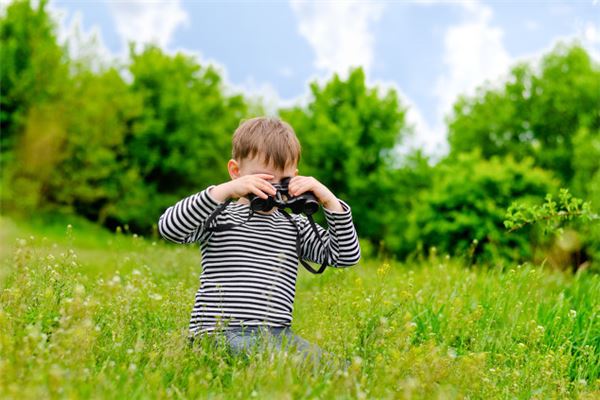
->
<box><xmin>209</xmin><ymin>174</ymin><xmax>276</xmax><ymax>203</ymax></box>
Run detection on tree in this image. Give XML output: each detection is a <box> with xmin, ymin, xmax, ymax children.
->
<box><xmin>43</xmin><ymin>68</ymin><xmax>144</xmax><ymax>226</ymax></box>
<box><xmin>0</xmin><ymin>0</ymin><xmax>70</xmax><ymax>212</ymax></box>
<box><xmin>408</xmin><ymin>150</ymin><xmax>559</xmax><ymax>265</ymax></box>
<box><xmin>447</xmin><ymin>43</ymin><xmax>600</xmax><ymax>185</ymax></box>
<box><xmin>0</xmin><ymin>0</ymin><xmax>69</xmax><ymax>166</ymax></box>
<box><xmin>122</xmin><ymin>45</ymin><xmax>249</xmax><ymax>231</ymax></box>
<box><xmin>280</xmin><ymin>68</ymin><xmax>411</xmax><ymax>245</ymax></box>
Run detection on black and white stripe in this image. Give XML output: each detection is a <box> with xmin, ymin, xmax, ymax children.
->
<box><xmin>158</xmin><ymin>186</ymin><xmax>361</xmax><ymax>337</ymax></box>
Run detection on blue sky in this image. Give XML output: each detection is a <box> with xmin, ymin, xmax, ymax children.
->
<box><xmin>7</xmin><ymin>0</ymin><xmax>599</xmax><ymax>161</ymax></box>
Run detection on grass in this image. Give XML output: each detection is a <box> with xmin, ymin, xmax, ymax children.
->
<box><xmin>0</xmin><ymin>212</ymin><xmax>599</xmax><ymax>399</ymax></box>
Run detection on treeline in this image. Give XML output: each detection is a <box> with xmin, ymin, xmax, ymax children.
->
<box><xmin>1</xmin><ymin>0</ymin><xmax>599</xmax><ymax>270</ymax></box>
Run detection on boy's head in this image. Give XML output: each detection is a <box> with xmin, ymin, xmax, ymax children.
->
<box><xmin>228</xmin><ymin>116</ymin><xmax>301</xmax><ymax>182</ymax></box>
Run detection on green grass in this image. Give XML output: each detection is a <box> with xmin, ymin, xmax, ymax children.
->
<box><xmin>1</xmin><ymin>212</ymin><xmax>599</xmax><ymax>399</ymax></box>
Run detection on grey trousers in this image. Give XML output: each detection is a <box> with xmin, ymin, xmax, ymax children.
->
<box><xmin>190</xmin><ymin>325</ymin><xmax>344</xmax><ymax>371</ymax></box>
<box><xmin>226</xmin><ymin>326</ymin><xmax>325</xmax><ymax>367</ymax></box>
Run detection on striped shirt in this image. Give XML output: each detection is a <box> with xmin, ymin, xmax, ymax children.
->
<box><xmin>157</xmin><ymin>185</ymin><xmax>361</xmax><ymax>338</ymax></box>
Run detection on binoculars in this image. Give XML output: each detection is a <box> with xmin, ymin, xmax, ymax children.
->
<box><xmin>247</xmin><ymin>177</ymin><xmax>319</xmax><ymax>215</ymax></box>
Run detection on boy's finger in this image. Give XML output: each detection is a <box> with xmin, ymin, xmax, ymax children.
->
<box><xmin>258</xmin><ymin>181</ymin><xmax>276</xmax><ymax>195</ymax></box>
<box><xmin>251</xmin><ymin>187</ymin><xmax>269</xmax><ymax>199</ymax></box>
<box><xmin>256</xmin><ymin>174</ymin><xmax>274</xmax><ymax>180</ymax></box>
<box><xmin>289</xmin><ymin>179</ymin><xmax>309</xmax><ymax>195</ymax></box>
<box><xmin>297</xmin><ymin>181</ymin><xmax>316</xmax><ymax>195</ymax></box>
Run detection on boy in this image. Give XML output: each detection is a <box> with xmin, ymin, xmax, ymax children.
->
<box><xmin>157</xmin><ymin>116</ymin><xmax>361</xmax><ymax>367</ymax></box>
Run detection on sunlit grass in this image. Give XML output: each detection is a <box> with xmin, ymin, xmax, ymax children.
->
<box><xmin>1</xmin><ymin>214</ymin><xmax>599</xmax><ymax>399</ymax></box>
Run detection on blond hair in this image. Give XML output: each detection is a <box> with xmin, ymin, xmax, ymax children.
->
<box><xmin>232</xmin><ymin>116</ymin><xmax>301</xmax><ymax>170</ymax></box>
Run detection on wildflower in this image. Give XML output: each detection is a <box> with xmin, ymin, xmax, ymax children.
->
<box><xmin>377</xmin><ymin>263</ymin><xmax>391</xmax><ymax>277</ymax></box>
<box><xmin>74</xmin><ymin>284</ymin><xmax>85</xmax><ymax>296</ymax></box>
<box><xmin>149</xmin><ymin>293</ymin><xmax>163</xmax><ymax>301</ymax></box>
<box><xmin>351</xmin><ymin>356</ymin><xmax>363</xmax><ymax>368</ymax></box>
<box><xmin>536</xmin><ymin>325</ymin><xmax>545</xmax><ymax>334</ymax></box>
<box><xmin>569</xmin><ymin>309</ymin><xmax>577</xmax><ymax>318</ymax></box>
<box><xmin>447</xmin><ymin>347</ymin><xmax>457</xmax><ymax>359</ymax></box>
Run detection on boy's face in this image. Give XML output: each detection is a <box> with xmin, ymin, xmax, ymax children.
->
<box><xmin>228</xmin><ymin>156</ymin><xmax>298</xmax><ymax>184</ymax></box>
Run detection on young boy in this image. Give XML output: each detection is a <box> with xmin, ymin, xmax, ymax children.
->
<box><xmin>157</xmin><ymin>116</ymin><xmax>361</xmax><ymax>367</ymax></box>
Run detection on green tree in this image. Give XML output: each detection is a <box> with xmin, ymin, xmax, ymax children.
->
<box><xmin>0</xmin><ymin>0</ymin><xmax>71</xmax><ymax>212</ymax></box>
<box><xmin>408</xmin><ymin>150</ymin><xmax>559</xmax><ymax>265</ymax></box>
<box><xmin>43</xmin><ymin>68</ymin><xmax>144</xmax><ymax>226</ymax></box>
<box><xmin>123</xmin><ymin>45</ymin><xmax>249</xmax><ymax>231</ymax></box>
<box><xmin>381</xmin><ymin>150</ymin><xmax>435</xmax><ymax>258</ymax></box>
<box><xmin>280</xmin><ymin>68</ymin><xmax>411</xmax><ymax>246</ymax></box>
<box><xmin>447</xmin><ymin>43</ymin><xmax>600</xmax><ymax>185</ymax></box>
<box><xmin>0</xmin><ymin>0</ymin><xmax>68</xmax><ymax>167</ymax></box>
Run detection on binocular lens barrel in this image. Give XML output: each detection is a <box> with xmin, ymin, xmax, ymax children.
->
<box><xmin>247</xmin><ymin>185</ymin><xmax>320</xmax><ymax>215</ymax></box>
<box><xmin>250</xmin><ymin>196</ymin><xmax>272</xmax><ymax>212</ymax></box>
<box><xmin>303</xmin><ymin>200</ymin><xmax>319</xmax><ymax>216</ymax></box>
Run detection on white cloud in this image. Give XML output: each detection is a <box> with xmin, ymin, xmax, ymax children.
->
<box><xmin>0</xmin><ymin>0</ymin><xmax>12</xmax><ymax>13</ymax></box>
<box><xmin>57</xmin><ymin>11</ymin><xmax>115</xmax><ymax>72</ymax></box>
<box><xmin>108</xmin><ymin>0</ymin><xmax>189</xmax><ymax>52</ymax></box>
<box><xmin>427</xmin><ymin>1</ymin><xmax>511</xmax><ymax>157</ymax></box>
<box><xmin>290</xmin><ymin>0</ymin><xmax>384</xmax><ymax>77</ymax></box>
<box><xmin>372</xmin><ymin>79</ymin><xmax>448</xmax><ymax>164</ymax></box>
<box><xmin>14</xmin><ymin>1</ymin><xmax>116</xmax><ymax>73</ymax></box>
<box><xmin>435</xmin><ymin>2</ymin><xmax>511</xmax><ymax>120</ymax></box>
<box><xmin>579</xmin><ymin>21</ymin><xmax>600</xmax><ymax>61</ymax></box>
<box><xmin>231</xmin><ymin>76</ymin><xmax>295</xmax><ymax>116</ymax></box>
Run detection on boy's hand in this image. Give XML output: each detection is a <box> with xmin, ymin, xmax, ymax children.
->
<box><xmin>288</xmin><ymin>176</ymin><xmax>344</xmax><ymax>212</ymax></box>
<box><xmin>210</xmin><ymin>174</ymin><xmax>276</xmax><ymax>202</ymax></box>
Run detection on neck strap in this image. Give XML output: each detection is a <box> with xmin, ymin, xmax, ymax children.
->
<box><xmin>204</xmin><ymin>200</ymin><xmax>328</xmax><ymax>274</ymax></box>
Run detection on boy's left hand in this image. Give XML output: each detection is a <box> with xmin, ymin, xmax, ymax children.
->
<box><xmin>288</xmin><ymin>176</ymin><xmax>344</xmax><ymax>212</ymax></box>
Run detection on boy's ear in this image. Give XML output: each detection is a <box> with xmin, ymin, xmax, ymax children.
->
<box><xmin>228</xmin><ymin>159</ymin><xmax>240</xmax><ymax>179</ymax></box>
<box><xmin>294</xmin><ymin>168</ymin><xmax>299</xmax><ymax>177</ymax></box>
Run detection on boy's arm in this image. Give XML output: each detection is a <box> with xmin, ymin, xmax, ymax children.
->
<box><xmin>157</xmin><ymin>186</ymin><xmax>224</xmax><ymax>244</ymax></box>
<box><xmin>157</xmin><ymin>174</ymin><xmax>277</xmax><ymax>244</ymax></box>
<box><xmin>298</xmin><ymin>199</ymin><xmax>361</xmax><ymax>267</ymax></box>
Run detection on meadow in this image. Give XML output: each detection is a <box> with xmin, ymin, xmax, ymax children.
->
<box><xmin>0</xmin><ymin>213</ymin><xmax>599</xmax><ymax>399</ymax></box>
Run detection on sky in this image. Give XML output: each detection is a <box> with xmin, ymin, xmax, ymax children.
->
<box><xmin>4</xmin><ymin>0</ymin><xmax>599</xmax><ymax>162</ymax></box>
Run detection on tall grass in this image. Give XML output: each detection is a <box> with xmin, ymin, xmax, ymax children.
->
<box><xmin>0</xmin><ymin>215</ymin><xmax>599</xmax><ymax>399</ymax></box>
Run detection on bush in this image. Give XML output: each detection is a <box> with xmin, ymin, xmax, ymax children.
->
<box><xmin>406</xmin><ymin>150</ymin><xmax>559</xmax><ymax>265</ymax></box>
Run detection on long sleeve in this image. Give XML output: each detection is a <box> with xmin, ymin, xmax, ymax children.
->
<box><xmin>297</xmin><ymin>199</ymin><xmax>361</xmax><ymax>267</ymax></box>
<box><xmin>157</xmin><ymin>186</ymin><xmax>223</xmax><ymax>244</ymax></box>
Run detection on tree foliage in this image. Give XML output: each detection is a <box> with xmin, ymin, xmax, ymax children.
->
<box><xmin>280</xmin><ymin>68</ymin><xmax>410</xmax><ymax>244</ymax></box>
<box><xmin>447</xmin><ymin>43</ymin><xmax>600</xmax><ymax>185</ymax></box>
<box><xmin>408</xmin><ymin>150</ymin><xmax>559</xmax><ymax>264</ymax></box>
<box><xmin>2</xmin><ymin>0</ymin><xmax>599</xmax><ymax>270</ymax></box>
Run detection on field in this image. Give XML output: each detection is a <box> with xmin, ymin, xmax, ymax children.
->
<box><xmin>1</xmin><ymin>213</ymin><xmax>599</xmax><ymax>399</ymax></box>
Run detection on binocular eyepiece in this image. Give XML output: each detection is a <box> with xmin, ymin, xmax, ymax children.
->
<box><xmin>247</xmin><ymin>177</ymin><xmax>319</xmax><ymax>216</ymax></box>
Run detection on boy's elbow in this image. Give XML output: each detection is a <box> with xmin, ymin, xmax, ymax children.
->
<box><xmin>332</xmin><ymin>247</ymin><xmax>361</xmax><ymax>268</ymax></box>
<box><xmin>157</xmin><ymin>215</ymin><xmax>186</xmax><ymax>244</ymax></box>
